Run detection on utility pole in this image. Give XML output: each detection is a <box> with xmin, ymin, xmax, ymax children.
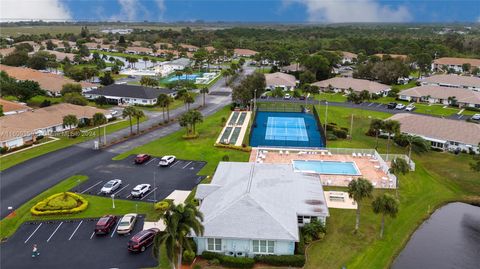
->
<box><xmin>350</xmin><ymin>114</ymin><xmax>354</xmax><ymax>140</ymax></box>
<box><xmin>103</xmin><ymin>125</ymin><xmax>107</xmax><ymax>145</ymax></box>
<box><xmin>153</xmin><ymin>165</ymin><xmax>157</xmax><ymax>203</ymax></box>
<box><xmin>324</xmin><ymin>101</ymin><xmax>328</xmax><ymax>133</ymax></box>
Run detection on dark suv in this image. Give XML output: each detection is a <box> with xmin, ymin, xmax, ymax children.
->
<box><xmin>387</xmin><ymin>102</ymin><xmax>398</xmax><ymax>109</ymax></box>
<box><xmin>128</xmin><ymin>228</ymin><xmax>160</xmax><ymax>252</ymax></box>
<box><xmin>95</xmin><ymin>215</ymin><xmax>118</xmax><ymax>235</ymax></box>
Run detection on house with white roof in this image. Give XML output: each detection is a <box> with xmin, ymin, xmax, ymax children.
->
<box><xmin>193</xmin><ymin>162</ymin><xmax>329</xmax><ymax>257</ymax></box>
<box><xmin>398</xmin><ymin>85</ymin><xmax>480</xmax><ymax>108</ymax></box>
<box><xmin>154</xmin><ymin>58</ymin><xmax>191</xmax><ymax>77</ymax></box>
<box><xmin>312</xmin><ymin>77</ymin><xmax>391</xmax><ymax>96</ymax></box>
<box><xmin>265</xmin><ymin>72</ymin><xmax>297</xmax><ymax>91</ymax></box>
<box><xmin>419</xmin><ymin>74</ymin><xmax>480</xmax><ymax>91</ymax></box>
<box><xmin>431</xmin><ymin>57</ymin><xmax>480</xmax><ymax>73</ymax></box>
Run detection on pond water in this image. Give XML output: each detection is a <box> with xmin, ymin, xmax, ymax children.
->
<box><xmin>391</xmin><ymin>202</ymin><xmax>480</xmax><ymax>269</ymax></box>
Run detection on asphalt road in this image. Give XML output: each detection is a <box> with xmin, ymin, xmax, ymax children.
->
<box><xmin>0</xmin><ymin>65</ymin><xmax>253</xmax><ymax>219</ymax></box>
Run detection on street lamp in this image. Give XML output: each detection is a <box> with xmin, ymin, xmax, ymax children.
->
<box><xmin>253</xmin><ymin>89</ymin><xmax>257</xmax><ymax>112</ymax></box>
<box><xmin>153</xmin><ymin>164</ymin><xmax>157</xmax><ymax>203</ymax></box>
<box><xmin>111</xmin><ymin>194</ymin><xmax>115</xmax><ymax>209</ymax></box>
<box><xmin>324</xmin><ymin>101</ymin><xmax>328</xmax><ymax>134</ymax></box>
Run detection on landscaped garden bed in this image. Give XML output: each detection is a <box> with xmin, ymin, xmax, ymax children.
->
<box><xmin>31</xmin><ymin>192</ymin><xmax>88</xmax><ymax>216</ymax></box>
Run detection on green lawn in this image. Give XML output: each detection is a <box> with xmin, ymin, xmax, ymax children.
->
<box><xmin>304</xmin><ymin>104</ymin><xmax>480</xmax><ymax>269</ymax></box>
<box><xmin>373</xmin><ymin>96</ymin><xmax>469</xmax><ymax>117</ymax></box>
<box><xmin>136</xmin><ymin>93</ymin><xmax>198</xmax><ymax>113</ymax></box>
<box><xmin>312</xmin><ymin>92</ymin><xmax>348</xmax><ymax>103</ymax></box>
<box><xmin>0</xmin><ymin>117</ymin><xmax>146</xmax><ymax>171</ymax></box>
<box><xmin>113</xmin><ymin>106</ymin><xmax>250</xmax><ymax>176</ymax></box>
<box><xmin>0</xmin><ymin>175</ymin><xmax>161</xmax><ymax>239</ymax></box>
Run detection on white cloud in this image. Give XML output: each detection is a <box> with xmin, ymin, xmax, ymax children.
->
<box><xmin>0</xmin><ymin>0</ymin><xmax>71</xmax><ymax>21</ymax></box>
<box><xmin>117</xmin><ymin>0</ymin><xmax>138</xmax><ymax>21</ymax></box>
<box><xmin>155</xmin><ymin>0</ymin><xmax>166</xmax><ymax>20</ymax></box>
<box><xmin>111</xmin><ymin>0</ymin><xmax>165</xmax><ymax>22</ymax></box>
<box><xmin>291</xmin><ymin>0</ymin><xmax>411</xmax><ymax>23</ymax></box>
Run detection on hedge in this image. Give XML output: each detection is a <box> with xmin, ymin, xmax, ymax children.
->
<box><xmin>201</xmin><ymin>251</ymin><xmax>254</xmax><ymax>268</ymax></box>
<box><xmin>183</xmin><ymin>250</ymin><xmax>195</xmax><ymax>264</ymax></box>
<box><xmin>154</xmin><ymin>200</ymin><xmax>171</xmax><ymax>211</ymax></box>
<box><xmin>254</xmin><ymin>255</ymin><xmax>306</xmax><ymax>267</ymax></box>
<box><xmin>30</xmin><ymin>192</ymin><xmax>88</xmax><ymax>216</ymax></box>
<box><xmin>214</xmin><ymin>143</ymin><xmax>252</xmax><ymax>152</ymax></box>
<box><xmin>201</xmin><ymin>251</ymin><xmax>224</xmax><ymax>260</ymax></box>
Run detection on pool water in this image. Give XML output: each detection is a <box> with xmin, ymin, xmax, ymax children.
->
<box><xmin>167</xmin><ymin>74</ymin><xmax>201</xmax><ymax>82</ymax></box>
<box><xmin>293</xmin><ymin>160</ymin><xmax>360</xmax><ymax>175</ymax></box>
<box><xmin>250</xmin><ymin>112</ymin><xmax>323</xmax><ymax>147</ymax></box>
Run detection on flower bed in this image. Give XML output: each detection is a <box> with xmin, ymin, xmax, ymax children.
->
<box><xmin>30</xmin><ymin>192</ymin><xmax>88</xmax><ymax>216</ymax></box>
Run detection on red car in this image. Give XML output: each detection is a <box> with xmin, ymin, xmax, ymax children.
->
<box><xmin>128</xmin><ymin>228</ymin><xmax>160</xmax><ymax>252</ymax></box>
<box><xmin>134</xmin><ymin>154</ymin><xmax>151</xmax><ymax>164</ymax></box>
<box><xmin>95</xmin><ymin>215</ymin><xmax>118</xmax><ymax>235</ymax></box>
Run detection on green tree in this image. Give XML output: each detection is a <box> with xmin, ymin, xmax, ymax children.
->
<box><xmin>189</xmin><ymin>110</ymin><xmax>203</xmax><ymax>135</ymax></box>
<box><xmin>200</xmin><ymin>87</ymin><xmax>209</xmax><ymax>107</ymax></box>
<box><xmin>413</xmin><ymin>53</ymin><xmax>432</xmax><ymax>78</ymax></box>
<box><xmin>100</xmin><ymin>71</ymin><xmax>115</xmax><ymax>86</ymax></box>
<box><xmin>2</xmin><ymin>50</ymin><xmax>29</xmax><ymax>66</ymax></box>
<box><xmin>302</xmin><ymin>54</ymin><xmax>331</xmax><ymax>80</ymax></box>
<box><xmin>92</xmin><ymin>112</ymin><xmax>107</xmax><ymax>145</ymax></box>
<box><xmin>383</xmin><ymin>120</ymin><xmax>401</xmax><ymax>161</ymax></box>
<box><xmin>95</xmin><ymin>96</ymin><xmax>108</xmax><ymax>107</ymax></box>
<box><xmin>62</xmin><ymin>93</ymin><xmax>88</xmax><ymax>106</ymax></box>
<box><xmin>179</xmin><ymin>112</ymin><xmax>193</xmax><ymax>134</ymax></box>
<box><xmin>140</xmin><ymin>76</ymin><xmax>158</xmax><ymax>87</ymax></box>
<box><xmin>390</xmin><ymin>157</ymin><xmax>410</xmax><ymax>176</ymax></box>
<box><xmin>182</xmin><ymin>92</ymin><xmax>195</xmax><ymax>111</ymax></box>
<box><xmin>62</xmin><ymin>114</ymin><xmax>79</xmax><ymax>138</ymax></box>
<box><xmin>154</xmin><ymin>203</ymin><xmax>204</xmax><ymax>269</ymax></box>
<box><xmin>122</xmin><ymin>106</ymin><xmax>137</xmax><ymax>135</ymax></box>
<box><xmin>61</xmin><ymin>83</ymin><xmax>82</xmax><ymax>95</ymax></box>
<box><xmin>348</xmin><ymin>178</ymin><xmax>374</xmax><ymax>232</ymax></box>
<box><xmin>369</xmin><ymin>119</ymin><xmax>385</xmax><ymax>150</ymax></box>
<box><xmin>27</xmin><ymin>51</ymin><xmax>56</xmax><ymax>70</ymax></box>
<box><xmin>157</xmin><ymin>93</ymin><xmax>169</xmax><ymax>122</ymax></box>
<box><xmin>372</xmin><ymin>193</ymin><xmax>399</xmax><ymax>238</ymax></box>
<box><xmin>133</xmin><ymin>109</ymin><xmax>145</xmax><ymax>134</ymax></box>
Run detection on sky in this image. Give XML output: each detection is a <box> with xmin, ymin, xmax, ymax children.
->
<box><xmin>1</xmin><ymin>0</ymin><xmax>479</xmax><ymax>23</ymax></box>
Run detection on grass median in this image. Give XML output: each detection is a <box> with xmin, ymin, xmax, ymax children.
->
<box><xmin>0</xmin><ymin>175</ymin><xmax>161</xmax><ymax>239</ymax></box>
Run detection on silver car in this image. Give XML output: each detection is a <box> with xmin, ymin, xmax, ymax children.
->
<box><xmin>117</xmin><ymin>213</ymin><xmax>138</xmax><ymax>235</ymax></box>
<box><xmin>100</xmin><ymin>179</ymin><xmax>122</xmax><ymax>194</ymax></box>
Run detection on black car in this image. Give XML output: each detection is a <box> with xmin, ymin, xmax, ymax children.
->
<box><xmin>387</xmin><ymin>102</ymin><xmax>398</xmax><ymax>109</ymax></box>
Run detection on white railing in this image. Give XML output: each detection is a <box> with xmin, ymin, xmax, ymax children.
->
<box><xmin>380</xmin><ymin>154</ymin><xmax>416</xmax><ymax>171</ymax></box>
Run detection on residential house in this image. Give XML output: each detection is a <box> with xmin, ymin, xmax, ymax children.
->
<box><xmin>0</xmin><ymin>47</ymin><xmax>16</xmax><ymax>57</ymax></box>
<box><xmin>265</xmin><ymin>72</ymin><xmax>297</xmax><ymax>91</ymax></box>
<box><xmin>388</xmin><ymin>113</ymin><xmax>480</xmax><ymax>153</ymax></box>
<box><xmin>0</xmin><ymin>99</ymin><xmax>31</xmax><ymax>115</ymax></box>
<box><xmin>125</xmin><ymin>46</ymin><xmax>154</xmax><ymax>56</ymax></box>
<box><xmin>0</xmin><ymin>64</ymin><xmax>96</xmax><ymax>96</ymax></box>
<box><xmin>398</xmin><ymin>85</ymin><xmax>480</xmax><ymax>108</ymax></box>
<box><xmin>0</xmin><ymin>103</ymin><xmax>108</xmax><ymax>149</ymax></box>
<box><xmin>338</xmin><ymin>51</ymin><xmax>357</xmax><ymax>64</ymax></box>
<box><xmin>83</xmin><ymin>84</ymin><xmax>176</xmax><ymax>106</ymax></box>
<box><xmin>180</xmin><ymin>44</ymin><xmax>199</xmax><ymax>52</ymax></box>
<box><xmin>36</xmin><ymin>50</ymin><xmax>77</xmax><ymax>61</ymax></box>
<box><xmin>374</xmin><ymin>54</ymin><xmax>408</xmax><ymax>61</ymax></box>
<box><xmin>280</xmin><ymin>63</ymin><xmax>304</xmax><ymax>73</ymax></box>
<box><xmin>419</xmin><ymin>74</ymin><xmax>480</xmax><ymax>91</ymax></box>
<box><xmin>234</xmin><ymin>48</ymin><xmax>258</xmax><ymax>58</ymax></box>
<box><xmin>431</xmin><ymin>57</ymin><xmax>480</xmax><ymax>73</ymax></box>
<box><xmin>154</xmin><ymin>58</ymin><xmax>191</xmax><ymax>77</ymax></box>
<box><xmin>194</xmin><ymin>162</ymin><xmax>329</xmax><ymax>257</ymax></box>
<box><xmin>312</xmin><ymin>77</ymin><xmax>391</xmax><ymax>96</ymax></box>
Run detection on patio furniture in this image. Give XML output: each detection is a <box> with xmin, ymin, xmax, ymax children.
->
<box><xmin>279</xmin><ymin>150</ymin><xmax>283</xmax><ymax>155</ymax></box>
<box><xmin>374</xmin><ymin>165</ymin><xmax>381</xmax><ymax>169</ymax></box>
<box><xmin>321</xmin><ymin>151</ymin><xmax>326</xmax><ymax>156</ymax></box>
<box><xmin>352</xmin><ymin>153</ymin><xmax>357</xmax><ymax>157</ymax></box>
<box><xmin>327</xmin><ymin>152</ymin><xmax>332</xmax><ymax>156</ymax></box>
<box><xmin>285</xmin><ymin>151</ymin><xmax>289</xmax><ymax>155</ymax></box>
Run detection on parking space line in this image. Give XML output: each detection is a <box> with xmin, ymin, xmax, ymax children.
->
<box><xmin>68</xmin><ymin>220</ymin><xmax>83</xmax><ymax>240</ymax></box>
<box><xmin>182</xmin><ymin>161</ymin><xmax>192</xmax><ymax>169</ymax></box>
<box><xmin>111</xmin><ymin>221</ymin><xmax>121</xmax><ymax>238</ymax></box>
<box><xmin>24</xmin><ymin>223</ymin><xmax>42</xmax><ymax>244</ymax></box>
<box><xmin>47</xmin><ymin>222</ymin><xmax>63</xmax><ymax>242</ymax></box>
<box><xmin>144</xmin><ymin>158</ymin><xmax>157</xmax><ymax>166</ymax></box>
<box><xmin>376</xmin><ymin>103</ymin><xmax>383</xmax><ymax>107</ymax></box>
<box><xmin>90</xmin><ymin>231</ymin><xmax>95</xmax><ymax>239</ymax></box>
<box><xmin>126</xmin><ymin>194</ymin><xmax>132</xmax><ymax>199</ymax></box>
<box><xmin>81</xmin><ymin>181</ymin><xmax>103</xmax><ymax>194</ymax></box>
<box><xmin>368</xmin><ymin>103</ymin><xmax>374</xmax><ymax>107</ymax></box>
<box><xmin>140</xmin><ymin>187</ymin><xmax>158</xmax><ymax>200</ymax></box>
<box><xmin>170</xmin><ymin>161</ymin><xmax>180</xmax><ymax>167</ymax></box>
<box><xmin>113</xmin><ymin>184</ymin><xmax>130</xmax><ymax>196</ymax></box>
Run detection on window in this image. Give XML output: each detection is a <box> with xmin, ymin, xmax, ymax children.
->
<box><xmin>207</xmin><ymin>238</ymin><xmax>222</xmax><ymax>252</ymax></box>
<box><xmin>253</xmin><ymin>240</ymin><xmax>274</xmax><ymax>254</ymax></box>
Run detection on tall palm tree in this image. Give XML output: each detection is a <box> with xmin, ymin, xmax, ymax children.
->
<box><xmin>62</xmin><ymin>114</ymin><xmax>79</xmax><ymax>138</ymax></box>
<box><xmin>142</xmin><ymin>56</ymin><xmax>149</xmax><ymax>69</ymax></box>
<box><xmin>122</xmin><ymin>106</ymin><xmax>136</xmax><ymax>135</ymax></box>
<box><xmin>183</xmin><ymin>92</ymin><xmax>195</xmax><ymax>111</ymax></box>
<box><xmin>154</xmin><ymin>203</ymin><xmax>204</xmax><ymax>269</ymax></box>
<box><xmin>372</xmin><ymin>193</ymin><xmax>399</xmax><ymax>238</ymax></box>
<box><xmin>189</xmin><ymin>110</ymin><xmax>203</xmax><ymax>134</ymax></box>
<box><xmin>157</xmin><ymin>93</ymin><xmax>169</xmax><ymax>122</ymax></box>
<box><xmin>92</xmin><ymin>113</ymin><xmax>107</xmax><ymax>145</ymax></box>
<box><xmin>348</xmin><ymin>178</ymin><xmax>374</xmax><ymax>233</ymax></box>
<box><xmin>369</xmin><ymin>119</ymin><xmax>385</xmax><ymax>150</ymax></box>
<box><xmin>165</xmin><ymin>96</ymin><xmax>173</xmax><ymax>121</ymax></box>
<box><xmin>133</xmin><ymin>109</ymin><xmax>145</xmax><ymax>134</ymax></box>
<box><xmin>405</xmin><ymin>134</ymin><xmax>429</xmax><ymax>163</ymax></box>
<box><xmin>200</xmin><ymin>87</ymin><xmax>209</xmax><ymax>107</ymax></box>
<box><xmin>384</xmin><ymin>120</ymin><xmax>401</xmax><ymax>161</ymax></box>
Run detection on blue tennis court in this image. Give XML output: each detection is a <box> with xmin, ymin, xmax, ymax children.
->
<box><xmin>250</xmin><ymin>111</ymin><xmax>324</xmax><ymax>147</ymax></box>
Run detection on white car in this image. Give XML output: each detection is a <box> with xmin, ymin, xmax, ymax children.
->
<box><xmin>116</xmin><ymin>213</ymin><xmax>138</xmax><ymax>235</ymax></box>
<box><xmin>159</xmin><ymin>156</ymin><xmax>176</xmax><ymax>167</ymax></box>
<box><xmin>471</xmin><ymin>114</ymin><xmax>480</xmax><ymax>121</ymax></box>
<box><xmin>395</xmin><ymin>104</ymin><xmax>406</xmax><ymax>110</ymax></box>
<box><xmin>100</xmin><ymin>179</ymin><xmax>122</xmax><ymax>194</ymax></box>
<box><xmin>110</xmin><ymin>110</ymin><xmax>118</xmax><ymax>116</ymax></box>
<box><xmin>131</xmin><ymin>184</ymin><xmax>151</xmax><ymax>198</ymax></box>
<box><xmin>283</xmin><ymin>94</ymin><xmax>291</xmax><ymax>100</ymax></box>
<box><xmin>405</xmin><ymin>104</ymin><xmax>416</xmax><ymax>111</ymax></box>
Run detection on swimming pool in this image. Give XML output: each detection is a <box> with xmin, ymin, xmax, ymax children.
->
<box><xmin>250</xmin><ymin>111</ymin><xmax>324</xmax><ymax>147</ymax></box>
<box><xmin>167</xmin><ymin>74</ymin><xmax>201</xmax><ymax>82</ymax></box>
<box><xmin>293</xmin><ymin>160</ymin><xmax>361</xmax><ymax>175</ymax></box>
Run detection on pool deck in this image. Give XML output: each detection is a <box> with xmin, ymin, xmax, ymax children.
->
<box><xmin>250</xmin><ymin>147</ymin><xmax>396</xmax><ymax>189</ymax></box>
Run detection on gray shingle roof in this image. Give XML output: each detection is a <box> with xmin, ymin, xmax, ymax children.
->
<box><xmin>196</xmin><ymin>162</ymin><xmax>329</xmax><ymax>241</ymax></box>
<box><xmin>87</xmin><ymin>84</ymin><xmax>175</xmax><ymax>99</ymax></box>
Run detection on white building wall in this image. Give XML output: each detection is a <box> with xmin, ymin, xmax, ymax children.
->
<box><xmin>195</xmin><ymin>238</ymin><xmax>295</xmax><ymax>257</ymax></box>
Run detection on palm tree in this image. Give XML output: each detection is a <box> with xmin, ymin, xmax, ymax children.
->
<box><xmin>62</xmin><ymin>114</ymin><xmax>78</xmax><ymax>138</ymax></box>
<box><xmin>92</xmin><ymin>113</ymin><xmax>107</xmax><ymax>145</ymax></box>
<box><xmin>200</xmin><ymin>87</ymin><xmax>209</xmax><ymax>107</ymax></box>
<box><xmin>122</xmin><ymin>106</ymin><xmax>136</xmax><ymax>135</ymax></box>
<box><xmin>157</xmin><ymin>93</ymin><xmax>169</xmax><ymax>122</ymax></box>
<box><xmin>405</xmin><ymin>135</ymin><xmax>429</xmax><ymax>163</ymax></box>
<box><xmin>165</xmin><ymin>96</ymin><xmax>173</xmax><ymax>121</ymax></box>
<box><xmin>182</xmin><ymin>92</ymin><xmax>195</xmax><ymax>111</ymax></box>
<box><xmin>369</xmin><ymin>119</ymin><xmax>385</xmax><ymax>150</ymax></box>
<box><xmin>183</xmin><ymin>67</ymin><xmax>193</xmax><ymax>81</ymax></box>
<box><xmin>133</xmin><ymin>109</ymin><xmax>145</xmax><ymax>134</ymax></box>
<box><xmin>175</xmin><ymin>70</ymin><xmax>183</xmax><ymax>81</ymax></box>
<box><xmin>348</xmin><ymin>178</ymin><xmax>374</xmax><ymax>233</ymax></box>
<box><xmin>383</xmin><ymin>120</ymin><xmax>401</xmax><ymax>161</ymax></box>
<box><xmin>142</xmin><ymin>56</ymin><xmax>149</xmax><ymax>69</ymax></box>
<box><xmin>179</xmin><ymin>112</ymin><xmax>193</xmax><ymax>135</ymax></box>
<box><xmin>154</xmin><ymin>203</ymin><xmax>204</xmax><ymax>269</ymax></box>
<box><xmin>372</xmin><ymin>193</ymin><xmax>399</xmax><ymax>238</ymax></box>
<box><xmin>189</xmin><ymin>110</ymin><xmax>203</xmax><ymax>134</ymax></box>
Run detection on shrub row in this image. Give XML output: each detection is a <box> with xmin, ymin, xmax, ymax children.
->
<box><xmin>201</xmin><ymin>251</ymin><xmax>254</xmax><ymax>268</ymax></box>
<box><xmin>154</xmin><ymin>200</ymin><xmax>171</xmax><ymax>212</ymax></box>
<box><xmin>214</xmin><ymin>143</ymin><xmax>252</xmax><ymax>152</ymax></box>
<box><xmin>254</xmin><ymin>255</ymin><xmax>306</xmax><ymax>267</ymax></box>
<box><xmin>31</xmin><ymin>192</ymin><xmax>88</xmax><ymax>216</ymax></box>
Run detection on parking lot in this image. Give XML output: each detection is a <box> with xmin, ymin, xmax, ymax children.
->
<box><xmin>72</xmin><ymin>155</ymin><xmax>206</xmax><ymax>202</ymax></box>
<box><xmin>0</xmin><ymin>216</ymin><xmax>157</xmax><ymax>269</ymax></box>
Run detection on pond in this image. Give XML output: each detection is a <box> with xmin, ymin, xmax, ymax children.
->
<box><xmin>392</xmin><ymin>202</ymin><xmax>480</xmax><ymax>269</ymax></box>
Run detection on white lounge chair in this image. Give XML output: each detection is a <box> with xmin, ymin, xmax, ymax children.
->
<box><xmin>352</xmin><ymin>153</ymin><xmax>357</xmax><ymax>157</ymax></box>
<box><xmin>321</xmin><ymin>151</ymin><xmax>326</xmax><ymax>156</ymax></box>
<box><xmin>327</xmin><ymin>152</ymin><xmax>332</xmax><ymax>156</ymax></box>
<box><xmin>279</xmin><ymin>150</ymin><xmax>283</xmax><ymax>155</ymax></box>
<box><xmin>374</xmin><ymin>165</ymin><xmax>381</xmax><ymax>169</ymax></box>
<box><xmin>286</xmin><ymin>151</ymin><xmax>289</xmax><ymax>155</ymax></box>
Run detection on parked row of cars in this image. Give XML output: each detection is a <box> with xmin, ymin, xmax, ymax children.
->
<box><xmin>100</xmin><ymin>179</ymin><xmax>152</xmax><ymax>198</ymax></box>
<box><xmin>95</xmin><ymin>214</ymin><xmax>160</xmax><ymax>252</ymax></box>
<box><xmin>134</xmin><ymin>154</ymin><xmax>176</xmax><ymax>167</ymax></box>
<box><xmin>387</xmin><ymin>102</ymin><xmax>415</xmax><ymax>111</ymax></box>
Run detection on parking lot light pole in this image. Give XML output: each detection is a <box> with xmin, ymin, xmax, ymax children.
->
<box><xmin>111</xmin><ymin>194</ymin><xmax>115</xmax><ymax>209</ymax></box>
<box><xmin>153</xmin><ymin>165</ymin><xmax>157</xmax><ymax>203</ymax></box>
<box><xmin>324</xmin><ymin>101</ymin><xmax>328</xmax><ymax>133</ymax></box>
